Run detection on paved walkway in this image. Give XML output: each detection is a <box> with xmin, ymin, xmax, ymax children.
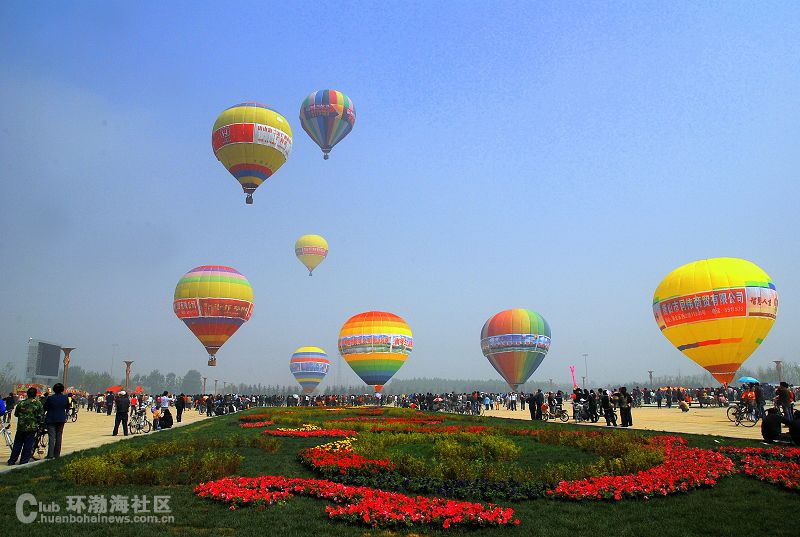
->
<box><xmin>1</xmin><ymin>407</ymin><xmax>210</xmax><ymax>473</ymax></box>
<box><xmin>483</xmin><ymin>405</ymin><xmax>765</xmax><ymax>440</ymax></box>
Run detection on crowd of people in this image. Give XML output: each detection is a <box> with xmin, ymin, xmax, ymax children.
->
<box><xmin>4</xmin><ymin>379</ymin><xmax>799</xmax><ymax>465</ymax></box>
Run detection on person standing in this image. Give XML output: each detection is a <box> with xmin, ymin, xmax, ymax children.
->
<box><xmin>534</xmin><ymin>389</ymin><xmax>544</xmax><ymax>420</ymax></box>
<box><xmin>105</xmin><ymin>391</ymin><xmax>114</xmax><ymax>415</ymax></box>
<box><xmin>754</xmin><ymin>383</ymin><xmax>766</xmax><ymax>419</ymax></box>
<box><xmin>112</xmin><ymin>391</ymin><xmax>130</xmax><ymax>436</ymax></box>
<box><xmin>619</xmin><ymin>387</ymin><xmax>633</xmax><ymax>427</ymax></box>
<box><xmin>160</xmin><ymin>391</ymin><xmax>173</xmax><ymax>428</ymax></box>
<box><xmin>775</xmin><ymin>382</ymin><xmax>793</xmax><ymax>421</ymax></box>
<box><xmin>176</xmin><ymin>393</ymin><xmax>185</xmax><ymax>423</ymax></box>
<box><xmin>3</xmin><ymin>392</ymin><xmax>16</xmax><ymax>424</ymax></box>
<box><xmin>7</xmin><ymin>387</ymin><xmax>44</xmax><ymax>465</ymax></box>
<box><xmin>43</xmin><ymin>383</ymin><xmax>70</xmax><ymax>459</ymax></box>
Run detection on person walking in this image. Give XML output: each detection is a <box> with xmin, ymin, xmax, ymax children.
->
<box><xmin>176</xmin><ymin>393</ymin><xmax>185</xmax><ymax>423</ymax></box>
<box><xmin>112</xmin><ymin>391</ymin><xmax>130</xmax><ymax>436</ymax></box>
<box><xmin>600</xmin><ymin>390</ymin><xmax>617</xmax><ymax>426</ymax></box>
<box><xmin>43</xmin><ymin>382</ymin><xmax>70</xmax><ymax>459</ymax></box>
<box><xmin>7</xmin><ymin>387</ymin><xmax>44</xmax><ymax>465</ymax></box>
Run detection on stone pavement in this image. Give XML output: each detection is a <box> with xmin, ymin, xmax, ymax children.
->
<box><xmin>484</xmin><ymin>404</ymin><xmax>765</xmax><ymax>440</ymax></box>
<box><xmin>1</xmin><ymin>406</ymin><xmax>210</xmax><ymax>473</ymax></box>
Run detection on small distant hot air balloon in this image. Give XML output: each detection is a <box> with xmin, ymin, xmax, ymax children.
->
<box><xmin>338</xmin><ymin>311</ymin><xmax>412</xmax><ymax>392</ymax></box>
<box><xmin>289</xmin><ymin>347</ymin><xmax>330</xmax><ymax>394</ymax></box>
<box><xmin>173</xmin><ymin>266</ymin><xmax>254</xmax><ymax>366</ymax></box>
<box><xmin>481</xmin><ymin>309</ymin><xmax>552</xmax><ymax>391</ymax></box>
<box><xmin>212</xmin><ymin>102</ymin><xmax>292</xmax><ymax>204</ymax></box>
<box><xmin>299</xmin><ymin>90</ymin><xmax>355</xmax><ymax>159</ymax></box>
<box><xmin>295</xmin><ymin>234</ymin><xmax>328</xmax><ymax>276</ymax></box>
<box><xmin>653</xmin><ymin>257</ymin><xmax>778</xmax><ymax>385</ymax></box>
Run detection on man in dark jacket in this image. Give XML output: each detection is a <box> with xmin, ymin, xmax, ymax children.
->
<box><xmin>176</xmin><ymin>393</ymin><xmax>186</xmax><ymax>423</ymax></box>
<box><xmin>43</xmin><ymin>383</ymin><xmax>70</xmax><ymax>459</ymax></box>
<box><xmin>533</xmin><ymin>389</ymin><xmax>545</xmax><ymax>420</ymax></box>
<box><xmin>754</xmin><ymin>383</ymin><xmax>766</xmax><ymax>419</ymax></box>
<box><xmin>112</xmin><ymin>391</ymin><xmax>130</xmax><ymax>436</ymax></box>
<box><xmin>105</xmin><ymin>392</ymin><xmax>114</xmax><ymax>415</ymax></box>
<box><xmin>3</xmin><ymin>392</ymin><xmax>15</xmax><ymax>424</ymax></box>
<box><xmin>619</xmin><ymin>387</ymin><xmax>633</xmax><ymax>427</ymax></box>
<box><xmin>600</xmin><ymin>390</ymin><xmax>616</xmax><ymax>426</ymax></box>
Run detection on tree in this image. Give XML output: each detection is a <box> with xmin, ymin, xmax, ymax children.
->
<box><xmin>0</xmin><ymin>362</ymin><xmax>20</xmax><ymax>394</ymax></box>
<box><xmin>181</xmin><ymin>370</ymin><xmax>202</xmax><ymax>394</ymax></box>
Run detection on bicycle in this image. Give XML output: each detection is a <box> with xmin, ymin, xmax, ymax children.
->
<box><xmin>69</xmin><ymin>407</ymin><xmax>78</xmax><ymax>423</ymax></box>
<box><xmin>727</xmin><ymin>402</ymin><xmax>748</xmax><ymax>422</ymax></box>
<box><xmin>2</xmin><ymin>423</ymin><xmax>12</xmax><ymax>449</ymax></box>
<box><xmin>542</xmin><ymin>405</ymin><xmax>570</xmax><ymax>422</ymax></box>
<box><xmin>30</xmin><ymin>424</ymin><xmax>48</xmax><ymax>460</ymax></box>
<box><xmin>128</xmin><ymin>410</ymin><xmax>152</xmax><ymax>434</ymax></box>
<box><xmin>730</xmin><ymin>404</ymin><xmax>759</xmax><ymax>427</ymax></box>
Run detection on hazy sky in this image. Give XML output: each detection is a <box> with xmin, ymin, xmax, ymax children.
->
<box><xmin>1</xmin><ymin>1</ymin><xmax>798</xmax><ymax>390</ymax></box>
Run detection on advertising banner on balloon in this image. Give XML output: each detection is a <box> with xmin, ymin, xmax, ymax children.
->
<box><xmin>653</xmin><ymin>287</ymin><xmax>778</xmax><ymax>330</ymax></box>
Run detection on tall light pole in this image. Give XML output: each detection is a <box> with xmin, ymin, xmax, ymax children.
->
<box><xmin>773</xmin><ymin>360</ymin><xmax>783</xmax><ymax>383</ymax></box>
<box><xmin>110</xmin><ymin>343</ymin><xmax>119</xmax><ymax>378</ymax></box>
<box><xmin>123</xmin><ymin>360</ymin><xmax>134</xmax><ymax>391</ymax></box>
<box><xmin>648</xmin><ymin>370</ymin><xmax>654</xmax><ymax>389</ymax></box>
<box><xmin>582</xmin><ymin>353</ymin><xmax>588</xmax><ymax>386</ymax></box>
<box><xmin>61</xmin><ymin>347</ymin><xmax>75</xmax><ymax>387</ymax></box>
<box><xmin>202</xmin><ymin>376</ymin><xmax>207</xmax><ymax>394</ymax></box>
<box><xmin>214</xmin><ymin>379</ymin><xmax>218</xmax><ymax>395</ymax></box>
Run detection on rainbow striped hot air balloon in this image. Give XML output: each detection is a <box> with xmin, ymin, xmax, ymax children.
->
<box><xmin>653</xmin><ymin>258</ymin><xmax>778</xmax><ymax>385</ymax></box>
<box><xmin>299</xmin><ymin>90</ymin><xmax>355</xmax><ymax>159</ymax></box>
<box><xmin>481</xmin><ymin>309</ymin><xmax>552</xmax><ymax>391</ymax></box>
<box><xmin>289</xmin><ymin>347</ymin><xmax>330</xmax><ymax>394</ymax></box>
<box><xmin>295</xmin><ymin>234</ymin><xmax>328</xmax><ymax>276</ymax></box>
<box><xmin>173</xmin><ymin>266</ymin><xmax>254</xmax><ymax>366</ymax></box>
<box><xmin>338</xmin><ymin>311</ymin><xmax>412</xmax><ymax>392</ymax></box>
<box><xmin>212</xmin><ymin>102</ymin><xmax>292</xmax><ymax>204</ymax></box>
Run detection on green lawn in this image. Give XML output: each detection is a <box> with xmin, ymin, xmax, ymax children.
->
<box><xmin>0</xmin><ymin>407</ymin><xmax>796</xmax><ymax>536</ymax></box>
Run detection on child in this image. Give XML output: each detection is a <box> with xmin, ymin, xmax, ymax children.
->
<box><xmin>151</xmin><ymin>405</ymin><xmax>161</xmax><ymax>431</ymax></box>
<box><xmin>678</xmin><ymin>399</ymin><xmax>690</xmax><ymax>412</ymax></box>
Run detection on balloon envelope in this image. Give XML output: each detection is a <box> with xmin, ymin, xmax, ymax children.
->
<box><xmin>212</xmin><ymin>102</ymin><xmax>292</xmax><ymax>204</ymax></box>
<box><xmin>173</xmin><ymin>265</ymin><xmax>254</xmax><ymax>366</ymax></box>
<box><xmin>295</xmin><ymin>234</ymin><xmax>328</xmax><ymax>275</ymax></box>
<box><xmin>289</xmin><ymin>347</ymin><xmax>330</xmax><ymax>394</ymax></box>
<box><xmin>299</xmin><ymin>90</ymin><xmax>355</xmax><ymax>159</ymax></box>
<box><xmin>338</xmin><ymin>311</ymin><xmax>412</xmax><ymax>391</ymax></box>
<box><xmin>481</xmin><ymin>309</ymin><xmax>552</xmax><ymax>391</ymax></box>
<box><xmin>653</xmin><ymin>257</ymin><xmax>778</xmax><ymax>385</ymax></box>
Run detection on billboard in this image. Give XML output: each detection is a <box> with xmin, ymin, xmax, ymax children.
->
<box><xmin>26</xmin><ymin>339</ymin><xmax>61</xmax><ymax>381</ymax></box>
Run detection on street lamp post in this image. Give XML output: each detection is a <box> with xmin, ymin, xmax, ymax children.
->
<box><xmin>202</xmin><ymin>377</ymin><xmax>207</xmax><ymax>394</ymax></box>
<box><xmin>582</xmin><ymin>353</ymin><xmax>588</xmax><ymax>386</ymax></box>
<box><xmin>773</xmin><ymin>360</ymin><xmax>783</xmax><ymax>383</ymax></box>
<box><xmin>123</xmin><ymin>361</ymin><xmax>134</xmax><ymax>391</ymax></box>
<box><xmin>214</xmin><ymin>379</ymin><xmax>218</xmax><ymax>395</ymax></box>
<box><xmin>61</xmin><ymin>347</ymin><xmax>75</xmax><ymax>387</ymax></box>
<box><xmin>581</xmin><ymin>376</ymin><xmax>586</xmax><ymax>389</ymax></box>
<box><xmin>648</xmin><ymin>370</ymin><xmax>654</xmax><ymax>389</ymax></box>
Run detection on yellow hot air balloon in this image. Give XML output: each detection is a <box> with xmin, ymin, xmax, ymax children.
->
<box><xmin>653</xmin><ymin>258</ymin><xmax>778</xmax><ymax>385</ymax></box>
<box><xmin>295</xmin><ymin>234</ymin><xmax>328</xmax><ymax>276</ymax></box>
<box><xmin>212</xmin><ymin>102</ymin><xmax>292</xmax><ymax>204</ymax></box>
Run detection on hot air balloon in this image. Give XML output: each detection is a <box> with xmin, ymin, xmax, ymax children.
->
<box><xmin>299</xmin><ymin>90</ymin><xmax>355</xmax><ymax>159</ymax></box>
<box><xmin>295</xmin><ymin>234</ymin><xmax>328</xmax><ymax>276</ymax></box>
<box><xmin>480</xmin><ymin>309</ymin><xmax>552</xmax><ymax>391</ymax></box>
<box><xmin>212</xmin><ymin>102</ymin><xmax>292</xmax><ymax>204</ymax></box>
<box><xmin>338</xmin><ymin>311</ymin><xmax>412</xmax><ymax>392</ymax></box>
<box><xmin>173</xmin><ymin>266</ymin><xmax>254</xmax><ymax>366</ymax></box>
<box><xmin>289</xmin><ymin>347</ymin><xmax>330</xmax><ymax>394</ymax></box>
<box><xmin>653</xmin><ymin>257</ymin><xmax>778</xmax><ymax>385</ymax></box>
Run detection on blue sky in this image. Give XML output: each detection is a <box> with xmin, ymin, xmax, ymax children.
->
<box><xmin>0</xmin><ymin>1</ymin><xmax>798</xmax><ymax>389</ymax></box>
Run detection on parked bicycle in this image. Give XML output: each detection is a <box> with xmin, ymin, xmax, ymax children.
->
<box><xmin>728</xmin><ymin>403</ymin><xmax>759</xmax><ymax>427</ymax></box>
<box><xmin>128</xmin><ymin>409</ymin><xmax>152</xmax><ymax>434</ymax></box>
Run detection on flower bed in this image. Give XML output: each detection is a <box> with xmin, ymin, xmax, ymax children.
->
<box><xmin>718</xmin><ymin>446</ymin><xmax>800</xmax><ymax>491</ymax></box>
<box><xmin>263</xmin><ymin>424</ymin><xmax>356</xmax><ymax>438</ymax></box>
<box><xmin>239</xmin><ymin>420</ymin><xmax>274</xmax><ymax>428</ymax></box>
<box><xmin>194</xmin><ymin>475</ymin><xmax>519</xmax><ymax>529</ymax></box>
<box><xmin>239</xmin><ymin>413</ymin><xmax>275</xmax><ymax>423</ymax></box>
<box><xmin>547</xmin><ymin>436</ymin><xmax>736</xmax><ymax>500</ymax></box>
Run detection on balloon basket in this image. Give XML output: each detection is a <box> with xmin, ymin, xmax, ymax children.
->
<box><xmin>208</xmin><ymin>356</ymin><xmax>217</xmax><ymax>367</ymax></box>
<box><xmin>245</xmin><ymin>194</ymin><xmax>253</xmax><ymax>204</ymax></box>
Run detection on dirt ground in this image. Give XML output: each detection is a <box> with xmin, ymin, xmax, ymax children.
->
<box><xmin>484</xmin><ymin>404</ymin><xmax>766</xmax><ymax>440</ymax></box>
<box><xmin>1</xmin><ymin>406</ymin><xmax>210</xmax><ymax>474</ymax></box>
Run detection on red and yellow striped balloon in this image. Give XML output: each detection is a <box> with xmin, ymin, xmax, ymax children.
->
<box><xmin>481</xmin><ymin>309</ymin><xmax>552</xmax><ymax>391</ymax></box>
<box><xmin>173</xmin><ymin>266</ymin><xmax>254</xmax><ymax>366</ymax></box>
